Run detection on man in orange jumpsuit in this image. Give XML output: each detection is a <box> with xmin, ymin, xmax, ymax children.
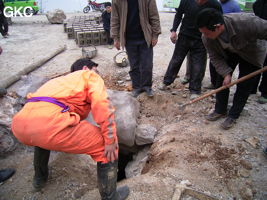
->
<box><xmin>11</xmin><ymin>58</ymin><xmax>129</xmax><ymax>200</ymax></box>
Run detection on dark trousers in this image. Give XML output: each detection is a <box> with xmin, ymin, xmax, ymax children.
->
<box><xmin>125</xmin><ymin>39</ymin><xmax>153</xmax><ymax>90</ymax></box>
<box><xmin>163</xmin><ymin>34</ymin><xmax>207</xmax><ymax>93</ymax></box>
<box><xmin>0</xmin><ymin>15</ymin><xmax>8</xmax><ymax>36</ymax></box>
<box><xmin>251</xmin><ymin>56</ymin><xmax>267</xmax><ymax>98</ymax></box>
<box><xmin>215</xmin><ymin>52</ymin><xmax>259</xmax><ymax>119</ymax></box>
<box><xmin>209</xmin><ymin>62</ymin><xmax>218</xmax><ymax>87</ymax></box>
<box><xmin>104</xmin><ymin>29</ymin><xmax>113</xmax><ymax>45</ymax></box>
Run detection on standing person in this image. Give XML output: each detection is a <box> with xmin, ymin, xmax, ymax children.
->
<box><xmin>219</xmin><ymin>0</ymin><xmax>241</xmax><ymax>13</ymax></box>
<box><xmin>180</xmin><ymin>0</ymin><xmax>223</xmax><ymax>88</ymax></box>
<box><xmin>101</xmin><ymin>2</ymin><xmax>113</xmax><ymax>49</ymax></box>
<box><xmin>0</xmin><ymin>0</ymin><xmax>9</xmax><ymax>38</ymax></box>
<box><xmin>194</xmin><ymin>0</ymin><xmax>224</xmax><ymax>90</ymax></box>
<box><xmin>159</xmin><ymin>0</ymin><xmax>222</xmax><ymax>100</ymax></box>
<box><xmin>196</xmin><ymin>8</ymin><xmax>267</xmax><ymax>129</ymax></box>
<box><xmin>251</xmin><ymin>0</ymin><xmax>267</xmax><ymax>104</ymax></box>
<box><xmin>111</xmin><ymin>0</ymin><xmax>161</xmax><ymax>98</ymax></box>
<box><xmin>11</xmin><ymin>58</ymin><xmax>129</xmax><ymax>199</ymax></box>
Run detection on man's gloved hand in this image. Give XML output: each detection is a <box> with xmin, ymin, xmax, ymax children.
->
<box><xmin>104</xmin><ymin>141</ymin><xmax>118</xmax><ymax>162</ymax></box>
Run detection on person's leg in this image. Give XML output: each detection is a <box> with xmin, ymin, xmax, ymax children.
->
<box><xmin>3</xmin><ymin>16</ymin><xmax>8</xmax><ymax>35</ymax></box>
<box><xmin>125</xmin><ymin>42</ymin><xmax>142</xmax><ymax>96</ymax></box>
<box><xmin>97</xmin><ymin>160</ymin><xmax>129</xmax><ymax>200</ymax></box>
<box><xmin>0</xmin><ymin>16</ymin><xmax>5</xmax><ymax>36</ymax></box>
<box><xmin>181</xmin><ymin>53</ymin><xmax>191</xmax><ymax>84</ymax></box>
<box><xmin>228</xmin><ymin>59</ymin><xmax>259</xmax><ymax>119</ymax></box>
<box><xmin>188</xmin><ymin>39</ymin><xmax>207</xmax><ymax>95</ymax></box>
<box><xmin>250</xmin><ymin>73</ymin><xmax>261</xmax><ymax>94</ymax></box>
<box><xmin>207</xmin><ymin>52</ymin><xmax>238</xmax><ymax>121</ymax></box>
<box><xmin>105</xmin><ymin>29</ymin><xmax>113</xmax><ymax>46</ymax></box>
<box><xmin>139</xmin><ymin>40</ymin><xmax>153</xmax><ymax>96</ymax></box>
<box><xmin>34</xmin><ymin>120</ymin><xmax>129</xmax><ymax>198</ymax></box>
<box><xmin>33</xmin><ymin>146</ymin><xmax>50</xmax><ymax>190</ymax></box>
<box><xmin>163</xmin><ymin>35</ymin><xmax>190</xmax><ymax>86</ymax></box>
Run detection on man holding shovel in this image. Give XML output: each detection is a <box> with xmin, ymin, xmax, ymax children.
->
<box><xmin>196</xmin><ymin>8</ymin><xmax>267</xmax><ymax>129</ymax></box>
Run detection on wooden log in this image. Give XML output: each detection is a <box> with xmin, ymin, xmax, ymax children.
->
<box><xmin>0</xmin><ymin>46</ymin><xmax>66</xmax><ymax>89</ymax></box>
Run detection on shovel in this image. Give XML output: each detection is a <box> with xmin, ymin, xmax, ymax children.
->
<box><xmin>179</xmin><ymin>65</ymin><xmax>267</xmax><ymax>110</ymax></box>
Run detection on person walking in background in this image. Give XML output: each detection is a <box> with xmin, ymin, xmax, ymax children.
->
<box><xmin>196</xmin><ymin>8</ymin><xmax>267</xmax><ymax>129</ymax></box>
<box><xmin>251</xmin><ymin>0</ymin><xmax>267</xmax><ymax>104</ymax></box>
<box><xmin>0</xmin><ymin>0</ymin><xmax>9</xmax><ymax>38</ymax></box>
<box><xmin>111</xmin><ymin>0</ymin><xmax>161</xmax><ymax>98</ymax></box>
<box><xmin>101</xmin><ymin>2</ymin><xmax>113</xmax><ymax>49</ymax></box>
<box><xmin>11</xmin><ymin>58</ymin><xmax>130</xmax><ymax>199</ymax></box>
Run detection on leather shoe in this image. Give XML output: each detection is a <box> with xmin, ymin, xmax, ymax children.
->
<box><xmin>0</xmin><ymin>168</ymin><xmax>15</xmax><ymax>183</ymax></box>
<box><xmin>145</xmin><ymin>88</ymin><xmax>154</xmax><ymax>97</ymax></box>
<box><xmin>206</xmin><ymin>111</ymin><xmax>226</xmax><ymax>121</ymax></box>
<box><xmin>158</xmin><ymin>83</ymin><xmax>168</xmax><ymax>91</ymax></box>
<box><xmin>220</xmin><ymin>117</ymin><xmax>236</xmax><ymax>130</ymax></box>
<box><xmin>131</xmin><ymin>89</ymin><xmax>143</xmax><ymax>98</ymax></box>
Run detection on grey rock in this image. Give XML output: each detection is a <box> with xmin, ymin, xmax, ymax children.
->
<box><xmin>135</xmin><ymin>124</ymin><xmax>157</xmax><ymax>145</ymax></box>
<box><xmin>240</xmin><ymin>159</ymin><xmax>253</xmax><ymax>170</ymax></box>
<box><xmin>86</xmin><ymin>89</ymin><xmax>140</xmax><ymax>147</ymax></box>
<box><xmin>125</xmin><ymin>146</ymin><xmax>150</xmax><ymax>178</ymax></box>
<box><xmin>239</xmin><ymin>187</ymin><xmax>253</xmax><ymax>200</ymax></box>
<box><xmin>46</xmin><ymin>9</ymin><xmax>66</xmax><ymax>24</ymax></box>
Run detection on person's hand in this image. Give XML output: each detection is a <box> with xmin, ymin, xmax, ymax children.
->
<box><xmin>104</xmin><ymin>141</ymin><xmax>118</xmax><ymax>162</ymax></box>
<box><xmin>151</xmin><ymin>39</ymin><xmax>158</xmax><ymax>47</ymax></box>
<box><xmin>170</xmin><ymin>32</ymin><xmax>177</xmax><ymax>44</ymax></box>
<box><xmin>223</xmin><ymin>74</ymin><xmax>232</xmax><ymax>86</ymax></box>
<box><xmin>0</xmin><ymin>46</ymin><xmax>2</xmax><ymax>55</ymax></box>
<box><xmin>114</xmin><ymin>40</ymin><xmax>120</xmax><ymax>50</ymax></box>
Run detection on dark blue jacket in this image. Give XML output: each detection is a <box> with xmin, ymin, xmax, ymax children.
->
<box><xmin>101</xmin><ymin>10</ymin><xmax>111</xmax><ymax>31</ymax></box>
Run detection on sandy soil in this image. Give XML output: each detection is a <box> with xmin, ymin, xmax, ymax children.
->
<box><xmin>0</xmin><ymin>12</ymin><xmax>267</xmax><ymax>200</ymax></box>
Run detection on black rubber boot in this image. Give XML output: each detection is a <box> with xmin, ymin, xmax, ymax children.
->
<box><xmin>97</xmin><ymin>160</ymin><xmax>130</xmax><ymax>200</ymax></box>
<box><xmin>0</xmin><ymin>168</ymin><xmax>15</xmax><ymax>183</ymax></box>
<box><xmin>33</xmin><ymin>146</ymin><xmax>50</xmax><ymax>191</ymax></box>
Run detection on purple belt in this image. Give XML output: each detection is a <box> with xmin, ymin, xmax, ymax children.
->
<box><xmin>27</xmin><ymin>97</ymin><xmax>70</xmax><ymax>113</ymax></box>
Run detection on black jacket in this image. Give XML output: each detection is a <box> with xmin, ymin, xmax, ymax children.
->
<box><xmin>101</xmin><ymin>11</ymin><xmax>111</xmax><ymax>31</ymax></box>
<box><xmin>171</xmin><ymin>0</ymin><xmax>222</xmax><ymax>39</ymax></box>
<box><xmin>253</xmin><ymin>0</ymin><xmax>267</xmax><ymax>20</ymax></box>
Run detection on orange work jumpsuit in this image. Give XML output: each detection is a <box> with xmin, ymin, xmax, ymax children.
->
<box><xmin>12</xmin><ymin>70</ymin><xmax>117</xmax><ymax>163</ymax></box>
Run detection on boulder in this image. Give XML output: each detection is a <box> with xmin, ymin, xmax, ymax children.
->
<box><xmin>135</xmin><ymin>124</ymin><xmax>157</xmax><ymax>145</ymax></box>
<box><xmin>87</xmin><ymin>90</ymin><xmax>140</xmax><ymax>147</ymax></box>
<box><xmin>46</xmin><ymin>9</ymin><xmax>66</xmax><ymax>24</ymax></box>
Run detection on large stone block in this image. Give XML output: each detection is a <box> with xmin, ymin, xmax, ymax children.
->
<box><xmin>46</xmin><ymin>9</ymin><xmax>66</xmax><ymax>24</ymax></box>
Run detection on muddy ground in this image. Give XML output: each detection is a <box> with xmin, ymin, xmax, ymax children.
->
<box><xmin>0</xmin><ymin>12</ymin><xmax>267</xmax><ymax>200</ymax></box>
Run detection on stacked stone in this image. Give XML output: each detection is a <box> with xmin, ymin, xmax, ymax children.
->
<box><xmin>63</xmin><ymin>14</ymin><xmax>108</xmax><ymax>47</ymax></box>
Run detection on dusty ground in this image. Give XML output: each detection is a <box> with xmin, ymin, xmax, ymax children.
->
<box><xmin>0</xmin><ymin>12</ymin><xmax>267</xmax><ymax>200</ymax></box>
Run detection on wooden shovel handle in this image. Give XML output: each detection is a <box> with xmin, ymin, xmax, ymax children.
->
<box><xmin>184</xmin><ymin>65</ymin><xmax>267</xmax><ymax>107</ymax></box>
